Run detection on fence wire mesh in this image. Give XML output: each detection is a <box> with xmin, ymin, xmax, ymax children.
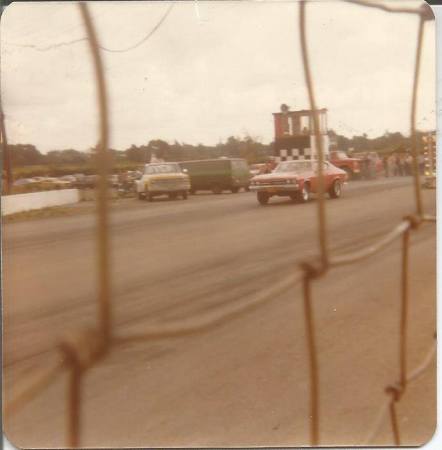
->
<box><xmin>2</xmin><ymin>1</ymin><xmax>437</xmax><ymax>447</ymax></box>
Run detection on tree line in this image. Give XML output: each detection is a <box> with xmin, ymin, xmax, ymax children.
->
<box><xmin>4</xmin><ymin>131</ymin><xmax>428</xmax><ymax>169</ymax></box>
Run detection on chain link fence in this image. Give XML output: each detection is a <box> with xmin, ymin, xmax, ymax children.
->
<box><xmin>3</xmin><ymin>1</ymin><xmax>436</xmax><ymax>447</ymax></box>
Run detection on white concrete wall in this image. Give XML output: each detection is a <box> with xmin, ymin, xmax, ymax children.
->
<box><xmin>1</xmin><ymin>189</ymin><xmax>80</xmax><ymax>216</ymax></box>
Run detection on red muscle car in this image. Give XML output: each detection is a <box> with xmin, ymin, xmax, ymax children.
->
<box><xmin>330</xmin><ymin>150</ymin><xmax>362</xmax><ymax>179</ymax></box>
<box><xmin>249</xmin><ymin>160</ymin><xmax>347</xmax><ymax>205</ymax></box>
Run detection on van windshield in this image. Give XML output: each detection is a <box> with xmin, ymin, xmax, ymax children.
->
<box><xmin>145</xmin><ymin>164</ymin><xmax>181</xmax><ymax>175</ymax></box>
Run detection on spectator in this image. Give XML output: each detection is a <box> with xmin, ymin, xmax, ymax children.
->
<box><xmin>388</xmin><ymin>154</ymin><xmax>397</xmax><ymax>176</ymax></box>
<box><xmin>383</xmin><ymin>155</ymin><xmax>389</xmax><ymax>177</ymax></box>
<box><xmin>361</xmin><ymin>153</ymin><xmax>370</xmax><ymax>179</ymax></box>
<box><xmin>405</xmin><ymin>154</ymin><xmax>413</xmax><ymax>176</ymax></box>
<box><xmin>398</xmin><ymin>154</ymin><xmax>407</xmax><ymax>176</ymax></box>
<box><xmin>368</xmin><ymin>153</ymin><xmax>377</xmax><ymax>179</ymax></box>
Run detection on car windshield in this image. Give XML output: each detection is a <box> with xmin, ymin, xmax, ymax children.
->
<box><xmin>145</xmin><ymin>164</ymin><xmax>180</xmax><ymax>175</ymax></box>
<box><xmin>274</xmin><ymin>161</ymin><xmax>312</xmax><ymax>173</ymax></box>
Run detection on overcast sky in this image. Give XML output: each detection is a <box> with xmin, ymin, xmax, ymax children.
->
<box><xmin>1</xmin><ymin>0</ymin><xmax>436</xmax><ymax>153</ymax></box>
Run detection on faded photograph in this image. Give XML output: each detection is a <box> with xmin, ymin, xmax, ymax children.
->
<box><xmin>1</xmin><ymin>0</ymin><xmax>436</xmax><ymax>448</ymax></box>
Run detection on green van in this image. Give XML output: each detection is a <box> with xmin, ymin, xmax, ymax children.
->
<box><xmin>178</xmin><ymin>158</ymin><xmax>251</xmax><ymax>194</ymax></box>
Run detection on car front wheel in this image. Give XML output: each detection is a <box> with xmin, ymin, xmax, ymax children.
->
<box><xmin>329</xmin><ymin>179</ymin><xmax>342</xmax><ymax>199</ymax></box>
<box><xmin>257</xmin><ymin>191</ymin><xmax>269</xmax><ymax>205</ymax></box>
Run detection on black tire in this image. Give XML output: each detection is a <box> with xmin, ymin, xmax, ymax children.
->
<box><xmin>168</xmin><ymin>193</ymin><xmax>178</xmax><ymax>200</ymax></box>
<box><xmin>289</xmin><ymin>192</ymin><xmax>298</xmax><ymax>203</ymax></box>
<box><xmin>298</xmin><ymin>183</ymin><xmax>311</xmax><ymax>203</ymax></box>
<box><xmin>182</xmin><ymin>191</ymin><xmax>188</xmax><ymax>200</ymax></box>
<box><xmin>137</xmin><ymin>192</ymin><xmax>144</xmax><ymax>200</ymax></box>
<box><xmin>147</xmin><ymin>192</ymin><xmax>154</xmax><ymax>202</ymax></box>
<box><xmin>231</xmin><ymin>187</ymin><xmax>239</xmax><ymax>194</ymax></box>
<box><xmin>212</xmin><ymin>185</ymin><xmax>223</xmax><ymax>194</ymax></box>
<box><xmin>245</xmin><ymin>185</ymin><xmax>250</xmax><ymax>192</ymax></box>
<box><xmin>329</xmin><ymin>179</ymin><xmax>342</xmax><ymax>199</ymax></box>
<box><xmin>257</xmin><ymin>191</ymin><xmax>269</xmax><ymax>205</ymax></box>
<box><xmin>190</xmin><ymin>189</ymin><xmax>196</xmax><ymax>195</ymax></box>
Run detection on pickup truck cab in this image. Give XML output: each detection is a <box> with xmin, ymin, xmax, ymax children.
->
<box><xmin>136</xmin><ymin>162</ymin><xmax>191</xmax><ymax>201</ymax></box>
<box><xmin>329</xmin><ymin>151</ymin><xmax>362</xmax><ymax>179</ymax></box>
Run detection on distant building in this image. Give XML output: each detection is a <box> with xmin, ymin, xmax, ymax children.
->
<box><xmin>272</xmin><ymin>104</ymin><xmax>329</xmax><ymax>162</ymax></box>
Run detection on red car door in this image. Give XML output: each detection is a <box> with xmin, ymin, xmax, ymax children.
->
<box><xmin>311</xmin><ymin>161</ymin><xmax>332</xmax><ymax>192</ymax></box>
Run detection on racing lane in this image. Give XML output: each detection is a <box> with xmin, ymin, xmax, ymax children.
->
<box><xmin>3</xmin><ymin>177</ymin><xmax>437</xmax><ymax>447</ymax></box>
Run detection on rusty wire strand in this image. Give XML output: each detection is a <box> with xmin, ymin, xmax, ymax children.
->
<box><xmin>61</xmin><ymin>343</ymin><xmax>83</xmax><ymax>449</ymax></box>
<box><xmin>299</xmin><ymin>0</ymin><xmax>328</xmax><ymax>268</ymax></box>
<box><xmin>78</xmin><ymin>2</ymin><xmax>112</xmax><ymax>344</ymax></box>
<box><xmin>4</xmin><ymin>271</ymin><xmax>302</xmax><ymax>419</ymax></box>
<box><xmin>113</xmin><ymin>271</ymin><xmax>302</xmax><ymax>344</ymax></box>
<box><xmin>388</xmin><ymin>399</ymin><xmax>401</xmax><ymax>445</ymax></box>
<box><xmin>410</xmin><ymin>14</ymin><xmax>426</xmax><ymax>217</ymax></box>
<box><xmin>4</xmin><ymin>358</ymin><xmax>67</xmax><ymax>416</ymax></box>
<box><xmin>297</xmin><ymin>0</ymin><xmax>435</xmax><ymax>446</ymax></box>
<box><xmin>399</xmin><ymin>230</ymin><xmax>410</xmax><ymax>394</ymax></box>
<box><xmin>5</xmin><ymin>2</ymin><xmax>175</xmax><ymax>54</ymax></box>
<box><xmin>364</xmin><ymin>338</ymin><xmax>436</xmax><ymax>445</ymax></box>
<box><xmin>343</xmin><ymin>0</ymin><xmax>429</xmax><ymax>16</ymax></box>
<box><xmin>329</xmin><ymin>220</ymin><xmax>411</xmax><ymax>266</ymax></box>
<box><xmin>302</xmin><ymin>274</ymin><xmax>319</xmax><ymax>446</ymax></box>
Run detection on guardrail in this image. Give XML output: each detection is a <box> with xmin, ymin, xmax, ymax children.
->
<box><xmin>1</xmin><ymin>189</ymin><xmax>81</xmax><ymax>216</ymax></box>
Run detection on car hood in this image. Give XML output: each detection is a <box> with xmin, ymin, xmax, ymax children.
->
<box><xmin>252</xmin><ymin>172</ymin><xmax>299</xmax><ymax>181</ymax></box>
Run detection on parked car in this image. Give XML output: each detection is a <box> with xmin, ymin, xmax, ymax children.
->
<box><xmin>13</xmin><ymin>178</ymin><xmax>36</xmax><ymax>186</ymax></box>
<box><xmin>75</xmin><ymin>175</ymin><xmax>99</xmax><ymax>189</ymax></box>
<box><xmin>178</xmin><ymin>158</ymin><xmax>250</xmax><ymax>194</ymax></box>
<box><xmin>58</xmin><ymin>175</ymin><xmax>77</xmax><ymax>185</ymax></box>
<box><xmin>135</xmin><ymin>162</ymin><xmax>190</xmax><ymax>201</ymax></box>
<box><xmin>329</xmin><ymin>151</ymin><xmax>362</xmax><ymax>179</ymax></box>
<box><xmin>108</xmin><ymin>174</ymin><xmax>119</xmax><ymax>188</ymax></box>
<box><xmin>250</xmin><ymin>160</ymin><xmax>347</xmax><ymax>205</ymax></box>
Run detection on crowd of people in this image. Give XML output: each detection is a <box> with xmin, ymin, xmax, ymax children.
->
<box><xmin>381</xmin><ymin>153</ymin><xmax>425</xmax><ymax>177</ymax></box>
<box><xmin>353</xmin><ymin>151</ymin><xmax>426</xmax><ymax>179</ymax></box>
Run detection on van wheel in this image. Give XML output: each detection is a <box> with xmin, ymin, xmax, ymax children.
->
<box><xmin>257</xmin><ymin>192</ymin><xmax>269</xmax><ymax>205</ymax></box>
<box><xmin>190</xmin><ymin>189</ymin><xmax>196</xmax><ymax>195</ymax></box>
<box><xmin>212</xmin><ymin>185</ymin><xmax>222</xmax><ymax>194</ymax></box>
<box><xmin>168</xmin><ymin>193</ymin><xmax>178</xmax><ymax>200</ymax></box>
<box><xmin>182</xmin><ymin>191</ymin><xmax>188</xmax><ymax>200</ymax></box>
<box><xmin>329</xmin><ymin>180</ymin><xmax>342</xmax><ymax>199</ymax></box>
<box><xmin>147</xmin><ymin>193</ymin><xmax>154</xmax><ymax>202</ymax></box>
<box><xmin>137</xmin><ymin>192</ymin><xmax>144</xmax><ymax>200</ymax></box>
<box><xmin>231</xmin><ymin>187</ymin><xmax>239</xmax><ymax>194</ymax></box>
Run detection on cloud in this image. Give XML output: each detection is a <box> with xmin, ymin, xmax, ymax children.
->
<box><xmin>1</xmin><ymin>1</ymin><xmax>435</xmax><ymax>152</ymax></box>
